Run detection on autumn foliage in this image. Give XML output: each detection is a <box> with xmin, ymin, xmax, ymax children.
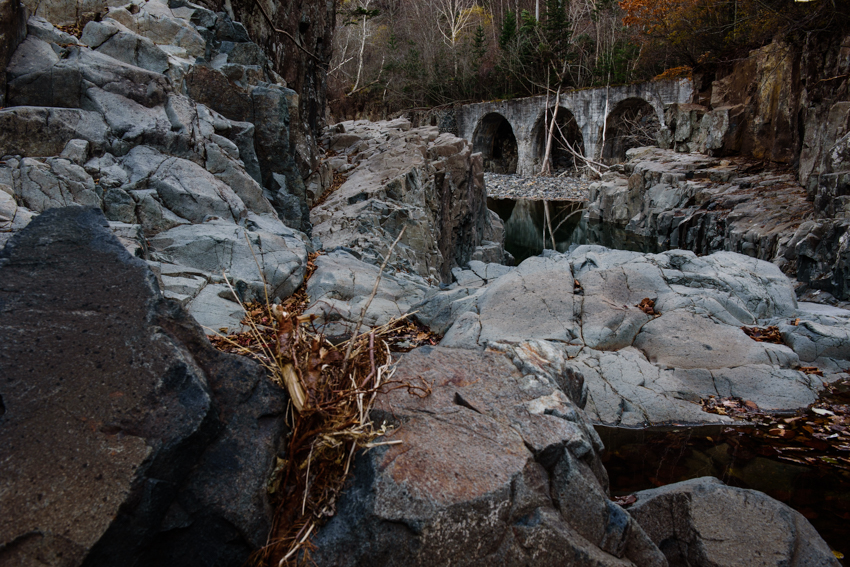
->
<box><xmin>621</xmin><ymin>0</ymin><xmax>850</xmax><ymax>71</ymax></box>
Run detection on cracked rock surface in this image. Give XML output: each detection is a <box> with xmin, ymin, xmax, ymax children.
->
<box><xmin>418</xmin><ymin>245</ymin><xmax>850</xmax><ymax>426</ymax></box>
<box><xmin>310</xmin><ymin>346</ymin><xmax>666</xmax><ymax>567</ymax></box>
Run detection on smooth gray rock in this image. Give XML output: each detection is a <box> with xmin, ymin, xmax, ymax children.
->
<box><xmin>629</xmin><ymin>477</ymin><xmax>840</xmax><ymax>567</ymax></box>
<box><xmin>149</xmin><ymin>219</ymin><xmax>307</xmax><ymax>302</ymax></box>
<box><xmin>441</xmin><ymin>254</ymin><xmax>579</xmax><ymax>348</ymax></box>
<box><xmin>122</xmin><ymin>147</ymin><xmax>247</xmax><ymax>223</ymax></box>
<box><xmin>59</xmin><ymin>139</ymin><xmax>91</xmax><ymax>165</ymax></box>
<box><xmin>427</xmin><ymin>246</ymin><xmax>844</xmax><ymax>425</ymax></box>
<box><xmin>8</xmin><ymin>157</ymin><xmax>101</xmax><ymax>212</ymax></box>
<box><xmin>8</xmin><ymin>43</ymin><xmax>170</xmax><ymax>109</ymax></box>
<box><xmin>305</xmin><ymin>250</ymin><xmax>429</xmax><ymax>335</ymax></box>
<box><xmin>82</xmin><ymin>19</ymin><xmax>171</xmax><ymax>75</ymax></box>
<box><xmin>185</xmin><ymin>282</ymin><xmax>246</xmax><ymax>333</ymax></box>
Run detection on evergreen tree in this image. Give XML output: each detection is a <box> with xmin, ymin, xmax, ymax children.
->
<box><xmin>471</xmin><ymin>24</ymin><xmax>487</xmax><ymax>73</ymax></box>
<box><xmin>499</xmin><ymin>11</ymin><xmax>517</xmax><ymax>51</ymax></box>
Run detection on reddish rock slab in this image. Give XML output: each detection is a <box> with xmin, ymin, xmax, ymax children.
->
<box><xmin>309</xmin><ymin>346</ymin><xmax>665</xmax><ymax>567</ymax></box>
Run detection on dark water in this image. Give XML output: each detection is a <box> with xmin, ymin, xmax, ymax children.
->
<box><xmin>596</xmin><ymin>425</ymin><xmax>850</xmax><ymax>563</ymax></box>
<box><xmin>567</xmin><ymin>217</ymin><xmax>661</xmax><ymax>254</ymax></box>
<box><xmin>487</xmin><ymin>196</ymin><xmax>849</xmax><ymax>562</ymax></box>
<box><xmin>488</xmin><ymin>198</ymin><xmax>661</xmax><ymax>262</ymax></box>
<box><xmin>487</xmin><ymin>198</ymin><xmax>584</xmax><ymax>263</ymax></box>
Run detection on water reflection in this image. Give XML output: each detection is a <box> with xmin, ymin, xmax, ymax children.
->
<box><xmin>487</xmin><ymin>198</ymin><xmax>584</xmax><ymax>263</ymax></box>
<box><xmin>597</xmin><ymin>425</ymin><xmax>850</xmax><ymax>564</ymax></box>
<box><xmin>488</xmin><ymin>198</ymin><xmax>664</xmax><ymax>262</ymax></box>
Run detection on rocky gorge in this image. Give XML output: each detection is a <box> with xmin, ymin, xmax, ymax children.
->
<box><xmin>1</xmin><ymin>2</ymin><xmax>849</xmax><ymax>567</ymax></box>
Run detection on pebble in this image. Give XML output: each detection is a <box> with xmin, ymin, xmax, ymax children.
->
<box><xmin>484</xmin><ymin>172</ymin><xmax>591</xmax><ymax>201</ymax></box>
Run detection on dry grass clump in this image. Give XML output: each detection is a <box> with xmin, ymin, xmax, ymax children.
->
<box><xmin>207</xmin><ymin>232</ymin><xmax>438</xmax><ymax>566</ymax></box>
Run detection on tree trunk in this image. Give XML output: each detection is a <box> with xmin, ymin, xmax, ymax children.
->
<box><xmin>350</xmin><ymin>12</ymin><xmax>368</xmax><ymax>94</ymax></box>
<box><xmin>540</xmin><ymin>83</ymin><xmax>562</xmax><ymax>175</ymax></box>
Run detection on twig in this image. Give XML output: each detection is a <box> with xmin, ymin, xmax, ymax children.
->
<box><xmin>341</xmin><ymin>226</ymin><xmax>406</xmax><ymax>375</ymax></box>
<box><xmin>552</xmin><ymin>206</ymin><xmax>586</xmax><ymax>234</ymax></box>
<box><xmin>302</xmin><ymin>442</ymin><xmax>314</xmax><ymax>516</ymax></box>
<box><xmin>359</xmin><ymin>331</ymin><xmax>376</xmax><ymax>388</ymax></box>
<box><xmin>279</xmin><ymin>523</ymin><xmax>315</xmax><ymax>565</ymax></box>
<box><xmin>543</xmin><ymin>201</ymin><xmax>556</xmax><ymax>250</ymax></box>
<box><xmin>222</xmin><ymin>274</ymin><xmax>277</xmax><ymax>364</ymax></box>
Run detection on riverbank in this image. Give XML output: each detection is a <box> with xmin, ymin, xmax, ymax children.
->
<box><xmin>484</xmin><ymin>171</ymin><xmax>591</xmax><ymax>201</ymax></box>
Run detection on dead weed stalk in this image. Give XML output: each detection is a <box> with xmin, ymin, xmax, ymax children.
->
<box><xmin>210</xmin><ymin>230</ymin><xmax>416</xmax><ymax>566</ymax></box>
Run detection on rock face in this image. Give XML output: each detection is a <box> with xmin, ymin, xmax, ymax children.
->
<box><xmin>310</xmin><ymin>346</ymin><xmax>666</xmax><ymax>567</ymax></box>
<box><xmin>579</xmin><ymin>145</ymin><xmax>850</xmax><ymax>303</ymax></box>
<box><xmin>629</xmin><ymin>477</ymin><xmax>840</xmax><ymax>567</ymax></box>
<box><xmin>194</xmin><ymin>0</ymin><xmax>334</xmax><ymax>140</ymax></box>
<box><xmin>0</xmin><ymin>4</ymin><xmax>313</xmax><ymax>330</ymax></box>
<box><xmin>645</xmin><ymin>35</ymin><xmax>850</xmax><ymax>303</ymax></box>
<box><xmin>313</xmin><ymin>119</ymin><xmax>506</xmax><ymax>283</ymax></box>
<box><xmin>658</xmin><ymin>35</ymin><xmax>849</xmax><ymax>185</ymax></box>
<box><xmin>417</xmin><ymin>245</ymin><xmax>850</xmax><ymax>426</ymax></box>
<box><xmin>0</xmin><ymin>207</ymin><xmax>287</xmax><ymax>567</ymax></box>
<box><xmin>0</xmin><ymin>0</ymin><xmax>26</xmax><ymax>108</ymax></box>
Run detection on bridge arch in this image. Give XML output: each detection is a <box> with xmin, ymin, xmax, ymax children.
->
<box><xmin>601</xmin><ymin>97</ymin><xmax>660</xmax><ymax>164</ymax></box>
<box><xmin>532</xmin><ymin>106</ymin><xmax>585</xmax><ymax>173</ymax></box>
<box><xmin>472</xmin><ymin>112</ymin><xmax>518</xmax><ymax>174</ymax></box>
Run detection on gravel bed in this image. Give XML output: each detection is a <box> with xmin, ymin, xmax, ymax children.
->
<box><xmin>484</xmin><ymin>172</ymin><xmax>591</xmax><ymax>201</ymax></box>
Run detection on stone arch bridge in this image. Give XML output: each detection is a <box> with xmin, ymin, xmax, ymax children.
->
<box><xmin>455</xmin><ymin>79</ymin><xmax>692</xmax><ymax>175</ymax></box>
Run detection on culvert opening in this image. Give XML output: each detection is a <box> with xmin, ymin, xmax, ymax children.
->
<box><xmin>534</xmin><ymin>107</ymin><xmax>584</xmax><ymax>174</ymax></box>
<box><xmin>473</xmin><ymin>113</ymin><xmax>518</xmax><ymax>174</ymax></box>
<box><xmin>601</xmin><ymin>98</ymin><xmax>660</xmax><ymax>164</ymax></box>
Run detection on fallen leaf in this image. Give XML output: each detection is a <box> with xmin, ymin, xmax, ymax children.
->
<box><xmin>813</xmin><ymin>408</ymin><xmax>835</xmax><ymax>416</ymax></box>
<box><xmin>613</xmin><ymin>494</ymin><xmax>637</xmax><ymax>506</ymax></box>
<box><xmin>741</xmin><ymin>325</ymin><xmax>784</xmax><ymax>344</ymax></box>
<box><xmin>637</xmin><ymin>298</ymin><xmax>657</xmax><ymax>316</ymax></box>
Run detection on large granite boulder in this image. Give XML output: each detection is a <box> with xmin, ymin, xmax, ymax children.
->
<box><xmin>310</xmin><ymin>346</ymin><xmax>666</xmax><ymax>566</ymax></box>
<box><xmin>419</xmin><ymin>246</ymin><xmax>850</xmax><ymax>426</ymax></box>
<box><xmin>312</xmin><ymin>119</ymin><xmax>505</xmax><ymax>283</ymax></box>
<box><xmin>629</xmin><ymin>477</ymin><xmax>840</xmax><ymax>567</ymax></box>
<box><xmin>0</xmin><ymin>207</ymin><xmax>287</xmax><ymax>567</ymax></box>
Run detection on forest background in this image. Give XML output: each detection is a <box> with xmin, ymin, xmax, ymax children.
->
<box><xmin>328</xmin><ymin>0</ymin><xmax>850</xmax><ymax>118</ymax></box>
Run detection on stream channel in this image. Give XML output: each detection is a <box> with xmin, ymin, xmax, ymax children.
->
<box><xmin>488</xmin><ymin>197</ymin><xmax>850</xmax><ymax>562</ymax></box>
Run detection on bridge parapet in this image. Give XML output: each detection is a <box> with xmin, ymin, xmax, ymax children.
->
<box><xmin>456</xmin><ymin>79</ymin><xmax>693</xmax><ymax>176</ymax></box>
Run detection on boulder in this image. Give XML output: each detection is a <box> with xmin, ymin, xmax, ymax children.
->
<box><xmin>8</xmin><ymin>40</ymin><xmax>171</xmax><ymax>110</ymax></box>
<box><xmin>0</xmin><ymin>107</ymin><xmax>110</xmax><ymax>158</ymax></box>
<box><xmin>304</xmin><ymin>249</ymin><xmax>429</xmax><ymax>337</ymax></box>
<box><xmin>0</xmin><ymin>207</ymin><xmax>287</xmax><ymax>567</ymax></box>
<box><xmin>21</xmin><ymin>0</ymin><xmax>107</xmax><ymax>27</ymax></box>
<box><xmin>310</xmin><ymin>346</ymin><xmax>665</xmax><ymax>567</ymax></box>
<box><xmin>629</xmin><ymin>477</ymin><xmax>840</xmax><ymax>567</ymax></box>
<box><xmin>421</xmin><ymin>246</ymin><xmax>850</xmax><ymax>426</ymax></box>
<box><xmin>148</xmin><ymin>217</ymin><xmax>308</xmax><ymax>302</ymax></box>
<box><xmin>313</xmin><ymin>120</ymin><xmax>505</xmax><ymax>283</ymax></box>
